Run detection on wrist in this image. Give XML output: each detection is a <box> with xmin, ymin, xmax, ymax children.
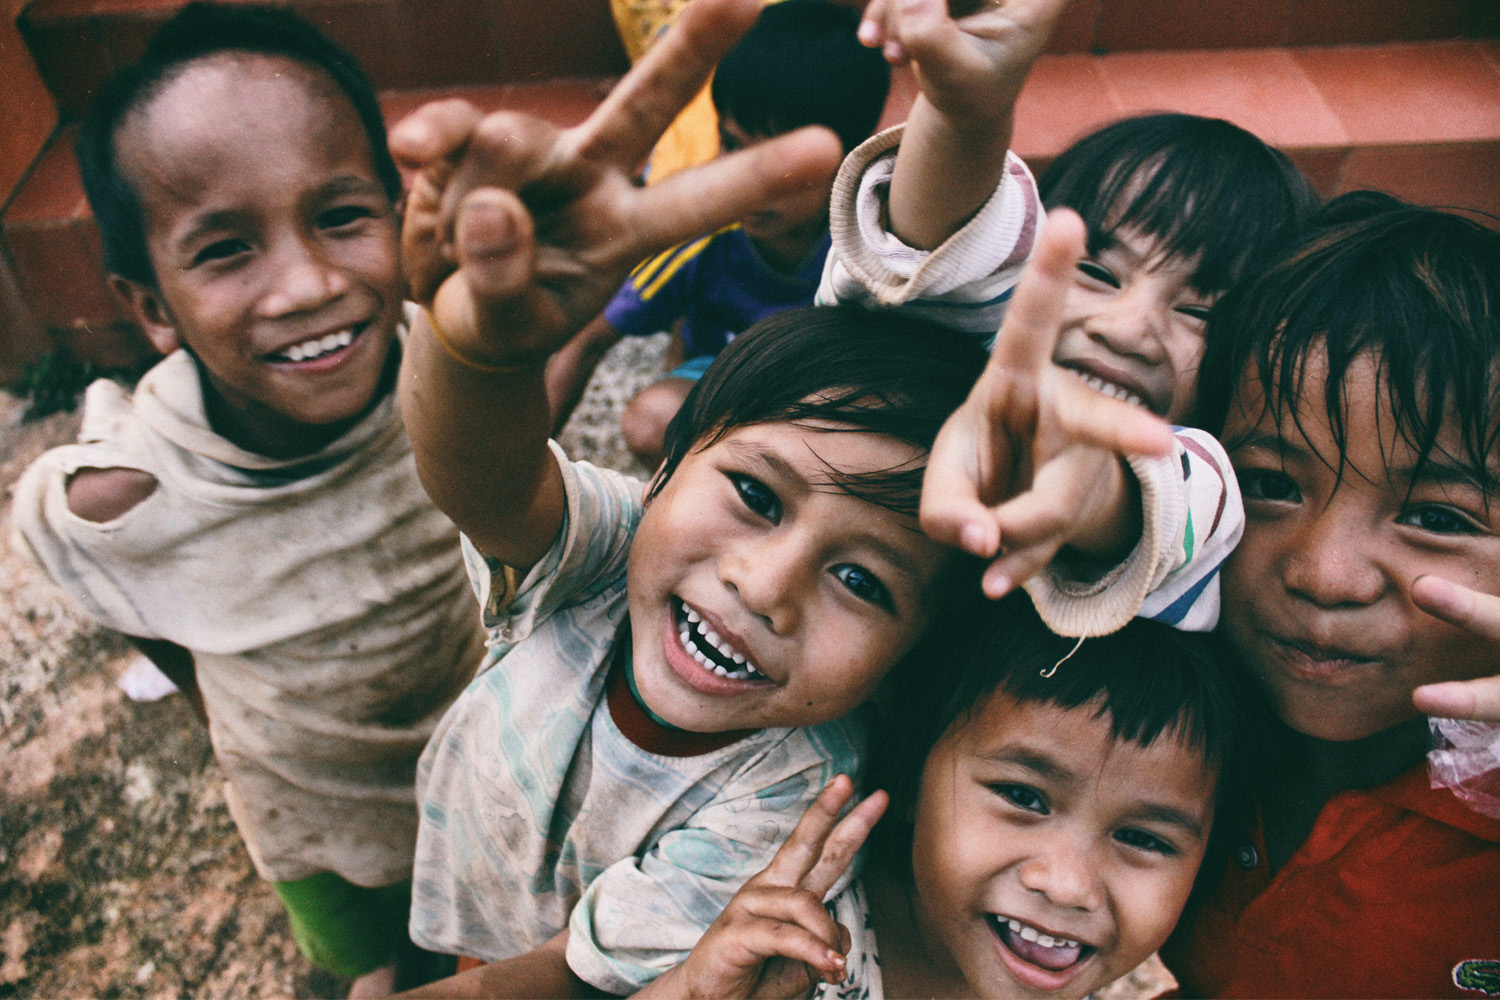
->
<box><xmin>423</xmin><ymin>308</ymin><xmax>541</xmax><ymax>376</ymax></box>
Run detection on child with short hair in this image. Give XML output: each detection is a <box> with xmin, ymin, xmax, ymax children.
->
<box><xmin>1160</xmin><ymin>195</ymin><xmax>1500</xmax><ymax>998</ymax></box>
<box><xmin>545</xmin><ymin>0</ymin><xmax>892</xmax><ymax>463</ymax></box>
<box><xmin>825</xmin><ymin>0</ymin><xmax>1312</xmax><ymax>635</ymax></box>
<box><xmin>645</xmin><ymin>589</ymin><xmax>1253</xmax><ymax>999</ymax></box>
<box><xmin>10</xmin><ymin>4</ymin><xmax>486</xmax><ymax>988</ymax></box>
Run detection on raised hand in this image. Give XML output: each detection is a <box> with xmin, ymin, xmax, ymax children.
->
<box><xmin>858</xmin><ymin>0</ymin><xmax>1072</xmax><ymax>124</ymax></box>
<box><xmin>389</xmin><ymin>0</ymin><xmax>845</xmax><ymax>369</ymax></box>
<box><xmin>919</xmin><ymin>210</ymin><xmax>1175</xmax><ymax>598</ymax></box>
<box><xmin>639</xmin><ymin>776</ymin><xmax>888</xmax><ymax>1000</ymax></box>
<box><xmin>1413</xmin><ymin>575</ymin><xmax>1500</xmax><ymax>722</ymax></box>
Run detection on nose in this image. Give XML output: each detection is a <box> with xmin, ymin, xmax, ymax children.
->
<box><xmin>260</xmin><ymin>236</ymin><xmax>349</xmax><ymax>317</ymax></box>
<box><xmin>1282</xmin><ymin>505</ymin><xmax>1386</xmax><ymax>608</ymax></box>
<box><xmin>720</xmin><ymin>528</ymin><xmax>812</xmax><ymax>635</ymax></box>
<box><xmin>1017</xmin><ymin>835</ymin><xmax>1104</xmax><ymax>912</ymax></box>
<box><xmin>1086</xmin><ymin>283</ymin><xmax>1166</xmax><ymax>364</ymax></box>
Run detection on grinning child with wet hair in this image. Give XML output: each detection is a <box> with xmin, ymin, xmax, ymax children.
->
<box><xmin>1158</xmin><ymin>194</ymin><xmax>1500</xmax><ymax>998</ymax></box>
<box><xmin>9</xmin><ymin>3</ymin><xmax>486</xmax><ymax>991</ymax></box>
<box><xmin>829</xmin><ymin>0</ymin><xmax>1315</xmax><ymax>634</ymax></box>
<box><xmin>645</xmin><ymin>589</ymin><xmax>1254</xmax><ymax>1000</ymax></box>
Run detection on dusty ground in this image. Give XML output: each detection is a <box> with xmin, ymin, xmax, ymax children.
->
<box><xmin>0</xmin><ymin>332</ymin><xmax>1169</xmax><ymax>999</ymax></box>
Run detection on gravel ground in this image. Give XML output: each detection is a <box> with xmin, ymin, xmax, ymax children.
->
<box><xmin>0</xmin><ymin>332</ymin><xmax>1169</xmax><ymax>999</ymax></box>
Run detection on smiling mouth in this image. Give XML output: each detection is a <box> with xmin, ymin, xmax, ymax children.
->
<box><xmin>674</xmin><ymin>599</ymin><xmax>768</xmax><ymax>683</ymax></box>
<box><xmin>988</xmin><ymin>914</ymin><xmax>1093</xmax><ymax>975</ymax></box>
<box><xmin>267</xmin><ymin>324</ymin><xmax>363</xmax><ymax>363</ymax></box>
<box><xmin>1065</xmin><ymin>367</ymin><xmax>1147</xmax><ymax>410</ymax></box>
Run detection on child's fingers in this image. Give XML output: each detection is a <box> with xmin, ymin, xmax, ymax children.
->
<box><xmin>758</xmin><ymin>776</ymin><xmax>858</xmax><ymax>888</ymax></box>
<box><xmin>920</xmin><ymin>411</ymin><xmax>1007</xmax><ymax>559</ymax></box>
<box><xmin>569</xmin><ymin>0</ymin><xmax>760</xmax><ymax>169</ymax></box>
<box><xmin>1414</xmin><ymin>677</ymin><xmax>1500</xmax><ymax>723</ymax></box>
<box><xmin>989</xmin><ymin>209</ymin><xmax>1087</xmax><ymax>376</ymax></box>
<box><xmin>857</xmin><ymin>0</ymin><xmax>890</xmax><ymax>48</ymax></box>
<box><xmin>430</xmin><ymin>187</ymin><xmax>552</xmax><ymax>364</ymax></box>
<box><xmin>628</xmin><ymin>126</ymin><xmax>844</xmax><ymax>256</ymax></box>
<box><xmin>389</xmin><ymin>98</ymin><xmax>483</xmax><ymax>170</ymax></box>
<box><xmin>802</xmin><ymin>790</ymin><xmax>888</xmax><ymax>899</ymax></box>
<box><xmin>1413</xmin><ymin>575</ymin><xmax>1500</xmax><ymax>641</ymax></box>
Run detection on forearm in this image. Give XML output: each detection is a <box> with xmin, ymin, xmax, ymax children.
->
<box><xmin>394</xmin><ymin>933</ymin><xmax>610</xmax><ymax>1000</ymax></box>
<box><xmin>886</xmin><ymin>95</ymin><xmax>1014</xmax><ymax>251</ymax></box>
<box><xmin>399</xmin><ymin>311</ymin><xmax>565</xmax><ymax>571</ymax></box>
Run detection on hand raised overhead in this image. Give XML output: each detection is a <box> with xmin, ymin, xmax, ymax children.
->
<box><xmin>388</xmin><ymin>0</ymin><xmax>845</xmax><ymax>371</ymax></box>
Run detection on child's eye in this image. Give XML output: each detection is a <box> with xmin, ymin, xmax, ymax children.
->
<box><xmin>990</xmin><ymin>783</ymin><xmax>1049</xmax><ymax>814</ymax></box>
<box><xmin>831</xmin><ymin>564</ymin><xmax>893</xmax><ymax>611</ymax></box>
<box><xmin>193</xmin><ymin>238</ymin><xmax>251</xmax><ymax>266</ymax></box>
<box><xmin>730</xmin><ymin>474</ymin><xmax>782</xmax><ymax>523</ymax></box>
<box><xmin>320</xmin><ymin>204</ymin><xmax>375</xmax><ymax>229</ymax></box>
<box><xmin>1398</xmin><ymin>504</ymin><xmax>1483</xmax><ymax>536</ymax></box>
<box><xmin>1174</xmin><ymin>303</ymin><xmax>1213</xmax><ymax>322</ymax></box>
<box><xmin>1114</xmin><ymin>827</ymin><xmax>1177</xmax><ymax>856</ymax></box>
<box><xmin>1076</xmin><ymin>260</ymin><xmax>1120</xmax><ymax>288</ymax></box>
<box><xmin>1239</xmin><ymin>468</ymin><xmax>1302</xmax><ymax>504</ymax></box>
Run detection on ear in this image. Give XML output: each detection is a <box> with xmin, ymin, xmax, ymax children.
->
<box><xmin>109</xmin><ymin>274</ymin><xmax>180</xmax><ymax>356</ymax></box>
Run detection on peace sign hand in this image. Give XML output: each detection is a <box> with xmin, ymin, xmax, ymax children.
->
<box><xmin>639</xmin><ymin>776</ymin><xmax>888</xmax><ymax>1000</ymax></box>
<box><xmin>389</xmin><ymin>0</ymin><xmax>845</xmax><ymax>371</ymax></box>
<box><xmin>920</xmin><ymin>210</ymin><xmax>1176</xmax><ymax>598</ymax></box>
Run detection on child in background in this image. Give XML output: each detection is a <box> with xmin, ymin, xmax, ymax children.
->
<box><xmin>825</xmin><ymin>0</ymin><xmax>1315</xmax><ymax>636</ymax></box>
<box><xmin>1160</xmin><ymin>196</ymin><xmax>1500</xmax><ymax>998</ymax></box>
<box><xmin>646</xmin><ymin>590</ymin><xmax>1253</xmax><ymax>1000</ymax></box>
<box><xmin>9</xmin><ymin>5</ymin><xmax>485</xmax><ymax>991</ymax></box>
<box><xmin>545</xmin><ymin>0</ymin><xmax>891</xmax><ymax>464</ymax></box>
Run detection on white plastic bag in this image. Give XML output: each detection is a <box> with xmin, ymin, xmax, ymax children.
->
<box><xmin>1429</xmin><ymin>717</ymin><xmax>1500</xmax><ymax>819</ymax></box>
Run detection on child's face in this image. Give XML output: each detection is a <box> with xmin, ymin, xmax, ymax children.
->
<box><xmin>115</xmin><ymin>53</ymin><xmax>402</xmax><ymax>453</ymax></box>
<box><xmin>1051</xmin><ymin>226</ymin><xmax>1214</xmax><ymax>423</ymax></box>
<box><xmin>718</xmin><ymin>117</ymin><xmax>832</xmax><ymax>245</ymax></box>
<box><xmin>627</xmin><ymin>420</ymin><xmax>952</xmax><ymax>732</ymax></box>
<box><xmin>1222</xmin><ymin>349</ymin><xmax>1500</xmax><ymax>741</ymax></box>
<box><xmin>910</xmin><ymin>693</ymin><xmax>1214</xmax><ymax>999</ymax></box>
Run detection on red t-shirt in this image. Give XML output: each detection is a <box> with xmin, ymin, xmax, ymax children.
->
<box><xmin>1162</xmin><ymin>765</ymin><xmax>1500</xmax><ymax>998</ymax></box>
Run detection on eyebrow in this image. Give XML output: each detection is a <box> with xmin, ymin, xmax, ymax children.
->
<box><xmin>979</xmin><ymin>743</ymin><xmax>1208</xmax><ymax>839</ymax></box>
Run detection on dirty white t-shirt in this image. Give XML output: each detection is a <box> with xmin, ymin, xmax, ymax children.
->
<box><xmin>10</xmin><ymin>343</ymin><xmax>485</xmax><ymax>887</ymax></box>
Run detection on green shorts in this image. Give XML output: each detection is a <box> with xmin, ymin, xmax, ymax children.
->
<box><xmin>273</xmin><ymin>873</ymin><xmax>412</xmax><ymax>978</ymax></box>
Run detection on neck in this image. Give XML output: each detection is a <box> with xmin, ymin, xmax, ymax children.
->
<box><xmin>864</xmin><ymin>859</ymin><xmax>976</xmax><ymax>1000</ymax></box>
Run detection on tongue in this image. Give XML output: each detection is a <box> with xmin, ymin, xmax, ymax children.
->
<box><xmin>1006</xmin><ymin>927</ymin><xmax>1082</xmax><ymax>972</ymax></box>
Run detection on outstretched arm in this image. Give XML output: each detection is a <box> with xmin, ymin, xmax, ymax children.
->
<box><xmin>859</xmin><ymin>0</ymin><xmax>1071</xmax><ymax>250</ymax></box>
<box><xmin>391</xmin><ymin>0</ymin><xmax>843</xmax><ymax>569</ymax></box>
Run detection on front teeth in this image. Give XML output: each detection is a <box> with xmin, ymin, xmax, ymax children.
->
<box><xmin>680</xmin><ymin>606</ymin><xmax>761</xmax><ymax>680</ymax></box>
<box><xmin>281</xmin><ymin>328</ymin><xmax>354</xmax><ymax>362</ymax></box>
<box><xmin>1006</xmin><ymin>918</ymin><xmax>1078</xmax><ymax>950</ymax></box>
<box><xmin>1074</xmin><ymin>371</ymin><xmax>1144</xmax><ymax>409</ymax></box>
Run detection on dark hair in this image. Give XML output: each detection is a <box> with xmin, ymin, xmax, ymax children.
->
<box><xmin>710</xmin><ymin>0</ymin><xmax>890</xmax><ymax>155</ymax></box>
<box><xmin>1197</xmin><ymin>194</ymin><xmax>1500</xmax><ymax>490</ymax></box>
<box><xmin>75</xmin><ymin>2</ymin><xmax>401</xmax><ymax>287</ymax></box>
<box><xmin>650</xmin><ymin>305</ymin><xmax>988</xmax><ymax>517</ymax></box>
<box><xmin>1041</xmin><ymin>113</ymin><xmax>1317</xmax><ymax>297</ymax></box>
<box><xmin>877</xmin><ymin>591</ymin><xmax>1256</xmax><ymax>903</ymax></box>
